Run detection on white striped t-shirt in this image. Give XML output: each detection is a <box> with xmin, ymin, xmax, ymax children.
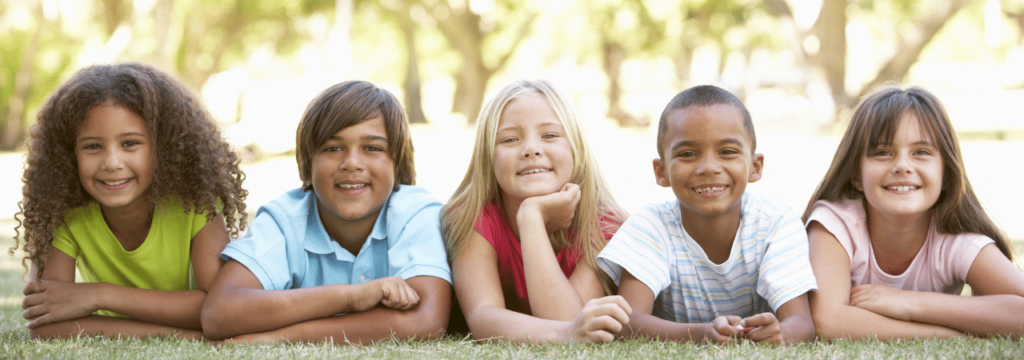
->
<box><xmin>597</xmin><ymin>193</ymin><xmax>817</xmax><ymax>323</ymax></box>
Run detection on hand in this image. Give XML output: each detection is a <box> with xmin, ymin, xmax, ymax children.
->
<box><xmin>850</xmin><ymin>284</ymin><xmax>914</xmax><ymax>321</ymax></box>
<box><xmin>348</xmin><ymin>276</ymin><xmax>420</xmax><ymax>313</ymax></box>
<box><xmin>560</xmin><ymin>295</ymin><xmax>632</xmax><ymax>343</ymax></box>
<box><xmin>703</xmin><ymin>315</ymin><xmax>747</xmax><ymax>344</ymax></box>
<box><xmin>21</xmin><ymin>280</ymin><xmax>99</xmax><ymax>329</ymax></box>
<box><xmin>519</xmin><ymin>183</ymin><xmax>581</xmax><ymax>234</ymax></box>
<box><xmin>742</xmin><ymin>312</ymin><xmax>783</xmax><ymax>344</ymax></box>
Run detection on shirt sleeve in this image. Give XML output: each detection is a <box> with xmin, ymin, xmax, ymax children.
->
<box><xmin>805</xmin><ymin>200</ymin><xmax>855</xmax><ymax>261</ymax></box>
<box><xmin>387</xmin><ymin>190</ymin><xmax>452</xmax><ymax>284</ymax></box>
<box><xmin>596</xmin><ymin>204</ymin><xmax>672</xmax><ymax>296</ymax></box>
<box><xmin>949</xmin><ymin>233</ymin><xmax>996</xmax><ymax>283</ymax></box>
<box><xmin>757</xmin><ymin>209</ymin><xmax>818</xmax><ymax>312</ymax></box>
<box><xmin>51</xmin><ymin>224</ymin><xmax>79</xmax><ymax>259</ymax></box>
<box><xmin>220</xmin><ymin>204</ymin><xmax>293</xmax><ymax>290</ymax></box>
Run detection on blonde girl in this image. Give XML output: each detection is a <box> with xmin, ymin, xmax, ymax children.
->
<box><xmin>803</xmin><ymin>85</ymin><xmax>1024</xmax><ymax>340</ymax></box>
<box><xmin>442</xmin><ymin>80</ymin><xmax>631</xmax><ymax>343</ymax></box>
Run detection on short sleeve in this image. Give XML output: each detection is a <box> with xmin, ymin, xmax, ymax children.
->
<box><xmin>597</xmin><ymin>204</ymin><xmax>672</xmax><ymax>296</ymax></box>
<box><xmin>221</xmin><ymin>204</ymin><xmax>294</xmax><ymax>290</ymax></box>
<box><xmin>756</xmin><ymin>209</ymin><xmax>818</xmax><ymax>312</ymax></box>
<box><xmin>387</xmin><ymin>192</ymin><xmax>452</xmax><ymax>284</ymax></box>
<box><xmin>949</xmin><ymin>233</ymin><xmax>995</xmax><ymax>283</ymax></box>
<box><xmin>805</xmin><ymin>200</ymin><xmax>855</xmax><ymax>260</ymax></box>
<box><xmin>51</xmin><ymin>224</ymin><xmax>79</xmax><ymax>259</ymax></box>
<box><xmin>189</xmin><ymin>206</ymin><xmax>210</xmax><ymax>239</ymax></box>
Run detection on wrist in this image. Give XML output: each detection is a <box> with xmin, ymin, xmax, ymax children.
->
<box><xmin>86</xmin><ymin>282</ymin><xmax>109</xmax><ymax>312</ymax></box>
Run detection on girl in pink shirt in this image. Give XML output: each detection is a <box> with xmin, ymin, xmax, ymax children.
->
<box><xmin>803</xmin><ymin>86</ymin><xmax>1024</xmax><ymax>340</ymax></box>
<box><xmin>442</xmin><ymin>80</ymin><xmax>630</xmax><ymax>343</ymax></box>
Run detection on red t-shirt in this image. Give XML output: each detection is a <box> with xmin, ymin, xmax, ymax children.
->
<box><xmin>474</xmin><ymin>203</ymin><xmax>616</xmax><ymax>315</ymax></box>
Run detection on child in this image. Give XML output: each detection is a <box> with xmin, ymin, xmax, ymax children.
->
<box><xmin>803</xmin><ymin>86</ymin><xmax>1024</xmax><ymax>340</ymax></box>
<box><xmin>597</xmin><ymin>85</ymin><xmax>817</xmax><ymax>344</ymax></box>
<box><xmin>201</xmin><ymin>81</ymin><xmax>452</xmax><ymax>344</ymax></box>
<box><xmin>442</xmin><ymin>80</ymin><xmax>632</xmax><ymax>343</ymax></box>
<box><xmin>14</xmin><ymin>63</ymin><xmax>248</xmax><ymax>339</ymax></box>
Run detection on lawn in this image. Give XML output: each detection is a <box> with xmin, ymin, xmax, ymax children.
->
<box><xmin>2</xmin><ymin>233</ymin><xmax>1022</xmax><ymax>359</ymax></box>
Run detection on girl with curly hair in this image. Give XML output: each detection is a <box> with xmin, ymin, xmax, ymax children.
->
<box><xmin>13</xmin><ymin>62</ymin><xmax>247</xmax><ymax>339</ymax></box>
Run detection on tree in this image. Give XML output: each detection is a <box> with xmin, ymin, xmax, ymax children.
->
<box><xmin>589</xmin><ymin>0</ymin><xmax>665</xmax><ymax>127</ymax></box>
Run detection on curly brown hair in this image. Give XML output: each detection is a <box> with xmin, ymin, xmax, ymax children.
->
<box><xmin>11</xmin><ymin>62</ymin><xmax>248</xmax><ymax>278</ymax></box>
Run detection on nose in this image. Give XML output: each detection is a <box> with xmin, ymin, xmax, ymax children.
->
<box><xmin>891</xmin><ymin>153</ymin><xmax>912</xmax><ymax>174</ymax></box>
<box><xmin>696</xmin><ymin>155</ymin><xmax>722</xmax><ymax>176</ymax></box>
<box><xmin>101</xmin><ymin>149</ymin><xmax>125</xmax><ymax>171</ymax></box>
<box><xmin>340</xmin><ymin>150</ymin><xmax>364</xmax><ymax>172</ymax></box>
<box><xmin>520</xmin><ymin>138</ymin><xmax>542</xmax><ymax>159</ymax></box>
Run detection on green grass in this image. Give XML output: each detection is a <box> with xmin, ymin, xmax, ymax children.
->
<box><xmin>2</xmin><ymin>234</ymin><xmax>1023</xmax><ymax>359</ymax></box>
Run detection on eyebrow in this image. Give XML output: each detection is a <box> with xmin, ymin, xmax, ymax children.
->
<box><xmin>669</xmin><ymin>137</ymin><xmax>746</xmax><ymax>152</ymax></box>
<box><xmin>326</xmin><ymin>134</ymin><xmax>388</xmax><ymax>142</ymax></box>
<box><xmin>497</xmin><ymin>122</ymin><xmax>562</xmax><ymax>133</ymax></box>
<box><xmin>76</xmin><ymin>132</ymin><xmax>147</xmax><ymax>143</ymax></box>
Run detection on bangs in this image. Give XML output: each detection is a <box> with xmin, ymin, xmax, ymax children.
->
<box><xmin>864</xmin><ymin>95</ymin><xmax>941</xmax><ymax>154</ymax></box>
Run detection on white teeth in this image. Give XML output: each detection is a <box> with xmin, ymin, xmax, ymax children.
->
<box><xmin>519</xmin><ymin>169</ymin><xmax>548</xmax><ymax>175</ymax></box>
<box><xmin>695</xmin><ymin>186</ymin><xmax>725</xmax><ymax>194</ymax></box>
<box><xmin>888</xmin><ymin>185</ymin><xmax>916</xmax><ymax>192</ymax></box>
<box><xmin>102</xmin><ymin>179</ymin><xmax>130</xmax><ymax>186</ymax></box>
<box><xmin>337</xmin><ymin>184</ymin><xmax>366</xmax><ymax>189</ymax></box>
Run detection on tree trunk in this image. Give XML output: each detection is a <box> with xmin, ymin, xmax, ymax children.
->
<box><xmin>859</xmin><ymin>0</ymin><xmax>972</xmax><ymax>97</ymax></box>
<box><xmin>397</xmin><ymin>6</ymin><xmax>427</xmax><ymax>124</ymax></box>
<box><xmin>814</xmin><ymin>0</ymin><xmax>848</xmax><ymax>108</ymax></box>
<box><xmin>602</xmin><ymin>42</ymin><xmax>644</xmax><ymax>127</ymax></box>
<box><xmin>1</xmin><ymin>3</ymin><xmax>44</xmax><ymax>151</ymax></box>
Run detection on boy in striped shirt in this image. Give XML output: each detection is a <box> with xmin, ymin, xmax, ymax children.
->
<box><xmin>597</xmin><ymin>85</ymin><xmax>817</xmax><ymax>344</ymax></box>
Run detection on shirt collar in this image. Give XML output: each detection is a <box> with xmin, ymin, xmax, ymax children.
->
<box><xmin>303</xmin><ymin>191</ymin><xmax>391</xmax><ymax>256</ymax></box>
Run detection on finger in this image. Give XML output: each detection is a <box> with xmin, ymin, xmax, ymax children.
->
<box><xmin>744</xmin><ymin>324</ymin><xmax>781</xmax><ymax>343</ymax></box>
<box><xmin>25</xmin><ymin>313</ymin><xmax>55</xmax><ymax>329</ymax></box>
<box><xmin>21</xmin><ymin>293</ymin><xmax>43</xmax><ymax>310</ymax></box>
<box><xmin>594</xmin><ymin>303</ymin><xmax>630</xmax><ymax>326</ymax></box>
<box><xmin>585</xmin><ymin>314</ymin><xmax>624</xmax><ymax>335</ymax></box>
<box><xmin>741</xmin><ymin>313</ymin><xmax>776</xmax><ymax>328</ymax></box>
<box><xmin>23</xmin><ymin>281</ymin><xmax>41</xmax><ymax>296</ymax></box>
<box><xmin>705</xmin><ymin>327</ymin><xmax>730</xmax><ymax>344</ymax></box>
<box><xmin>587</xmin><ymin>329</ymin><xmax>615</xmax><ymax>343</ymax></box>
<box><xmin>22</xmin><ymin>305</ymin><xmax>44</xmax><ymax>321</ymax></box>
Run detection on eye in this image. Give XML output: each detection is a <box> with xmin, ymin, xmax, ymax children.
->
<box><xmin>721</xmin><ymin>148</ymin><xmax>740</xmax><ymax>155</ymax></box>
<box><xmin>82</xmin><ymin>143</ymin><xmax>101</xmax><ymax>150</ymax></box>
<box><xmin>122</xmin><ymin>140</ymin><xmax>140</xmax><ymax>147</ymax></box>
<box><xmin>364</xmin><ymin>145</ymin><xmax>385</xmax><ymax>152</ymax></box>
<box><xmin>323</xmin><ymin>146</ymin><xmax>341</xmax><ymax>152</ymax></box>
<box><xmin>499</xmin><ymin>137</ymin><xmax>518</xmax><ymax>144</ymax></box>
<box><xmin>870</xmin><ymin>149</ymin><xmax>891</xmax><ymax>157</ymax></box>
<box><xmin>542</xmin><ymin>133</ymin><xmax>559</xmax><ymax>139</ymax></box>
<box><xmin>676</xmin><ymin>150</ymin><xmax>696</xmax><ymax>158</ymax></box>
<box><xmin>914</xmin><ymin>148</ymin><xmax>933</xmax><ymax>156</ymax></box>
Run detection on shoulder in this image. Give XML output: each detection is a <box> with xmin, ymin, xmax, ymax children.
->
<box><xmin>630</xmin><ymin>198</ymin><xmax>678</xmax><ymax>224</ymax></box>
<box><xmin>740</xmin><ymin>193</ymin><xmax>797</xmax><ymax>225</ymax></box>
<box><xmin>386</xmin><ymin>185</ymin><xmax>442</xmax><ymax>220</ymax></box>
<box><xmin>259</xmin><ymin>188</ymin><xmax>316</xmax><ymax>218</ymax></box>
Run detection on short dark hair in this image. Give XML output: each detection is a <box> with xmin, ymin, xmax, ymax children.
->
<box><xmin>656</xmin><ymin>85</ymin><xmax>755</xmax><ymax>158</ymax></box>
<box><xmin>295</xmin><ymin>81</ymin><xmax>414</xmax><ymax>191</ymax></box>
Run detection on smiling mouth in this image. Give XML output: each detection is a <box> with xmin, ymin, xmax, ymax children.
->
<box><xmin>885</xmin><ymin>185</ymin><xmax>919</xmax><ymax>192</ymax></box>
<box><xmin>101</xmin><ymin>179</ymin><xmax>131</xmax><ymax>186</ymax></box>
<box><xmin>337</xmin><ymin>183</ymin><xmax>367</xmax><ymax>189</ymax></box>
<box><xmin>693</xmin><ymin>185</ymin><xmax>726</xmax><ymax>194</ymax></box>
<box><xmin>518</xmin><ymin>168</ymin><xmax>550</xmax><ymax>175</ymax></box>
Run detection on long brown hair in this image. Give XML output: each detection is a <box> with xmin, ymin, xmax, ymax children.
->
<box><xmin>802</xmin><ymin>85</ymin><xmax>1012</xmax><ymax>260</ymax></box>
<box><xmin>12</xmin><ymin>63</ymin><xmax>248</xmax><ymax>278</ymax></box>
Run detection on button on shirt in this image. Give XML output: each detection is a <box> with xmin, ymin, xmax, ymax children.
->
<box><xmin>222</xmin><ymin>185</ymin><xmax>452</xmax><ymax>291</ymax></box>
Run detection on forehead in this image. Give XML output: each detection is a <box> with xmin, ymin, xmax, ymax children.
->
<box><xmin>328</xmin><ymin>115</ymin><xmax>388</xmax><ymax>139</ymax></box>
<box><xmin>79</xmin><ymin>103</ymin><xmax>149</xmax><ymax>136</ymax></box>
<box><xmin>870</xmin><ymin>110</ymin><xmax>937</xmax><ymax>147</ymax></box>
<box><xmin>497</xmin><ymin>94</ymin><xmax>561</xmax><ymax>129</ymax></box>
<box><xmin>664</xmin><ymin>104</ymin><xmax>750</xmax><ymax>144</ymax></box>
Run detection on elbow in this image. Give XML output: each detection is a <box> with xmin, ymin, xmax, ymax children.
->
<box><xmin>394</xmin><ymin>307</ymin><xmax>449</xmax><ymax>341</ymax></box>
<box><xmin>811</xmin><ymin>310</ymin><xmax>845</xmax><ymax>340</ymax></box>
<box><xmin>199</xmin><ymin>299</ymin><xmax>232</xmax><ymax>340</ymax></box>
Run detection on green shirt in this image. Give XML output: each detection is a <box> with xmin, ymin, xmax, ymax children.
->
<box><xmin>52</xmin><ymin>199</ymin><xmax>208</xmax><ymax>317</ymax></box>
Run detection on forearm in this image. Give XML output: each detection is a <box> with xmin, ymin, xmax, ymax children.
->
<box><xmin>519</xmin><ymin>213</ymin><xmax>584</xmax><ymax>321</ymax></box>
<box><xmin>247</xmin><ymin>305</ymin><xmax>446</xmax><ymax>344</ymax></box>
<box><xmin>779</xmin><ymin>313</ymin><xmax>816</xmax><ymax>343</ymax></box>
<box><xmin>202</xmin><ymin>284</ymin><xmax>363</xmax><ymax>339</ymax></box>
<box><xmin>464</xmin><ymin>305</ymin><xmax>571</xmax><ymax>343</ymax></box>
<box><xmin>909</xmin><ymin>293</ymin><xmax>1024</xmax><ymax>337</ymax></box>
<box><xmin>815</xmin><ymin>303</ymin><xmax>962</xmax><ymax>340</ymax></box>
<box><xmin>93</xmin><ymin>283</ymin><xmax>206</xmax><ymax>330</ymax></box>
<box><xmin>29</xmin><ymin>315</ymin><xmax>203</xmax><ymax>340</ymax></box>
<box><xmin>622</xmin><ymin>311</ymin><xmax>707</xmax><ymax>342</ymax></box>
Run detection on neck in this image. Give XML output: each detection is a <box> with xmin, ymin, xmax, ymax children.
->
<box><xmin>680</xmin><ymin>203</ymin><xmax>741</xmax><ymax>264</ymax></box>
<box><xmin>100</xmin><ymin>200</ymin><xmax>154</xmax><ymax>252</ymax></box>
<box><xmin>320</xmin><ymin>207</ymin><xmax>379</xmax><ymax>257</ymax></box>
<box><xmin>865</xmin><ymin>201</ymin><xmax>932</xmax><ymax>274</ymax></box>
<box><xmin>502</xmin><ymin>196</ymin><xmax>525</xmax><ymax>240</ymax></box>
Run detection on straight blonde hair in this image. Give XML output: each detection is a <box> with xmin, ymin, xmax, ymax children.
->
<box><xmin>441</xmin><ymin>80</ymin><xmax>628</xmax><ymax>293</ymax></box>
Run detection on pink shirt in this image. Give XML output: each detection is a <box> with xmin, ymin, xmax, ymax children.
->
<box><xmin>475</xmin><ymin>203</ymin><xmax>619</xmax><ymax>315</ymax></box>
<box><xmin>806</xmin><ymin>198</ymin><xmax>993</xmax><ymax>294</ymax></box>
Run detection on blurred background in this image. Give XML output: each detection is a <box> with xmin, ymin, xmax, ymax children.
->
<box><xmin>0</xmin><ymin>0</ymin><xmax>1022</xmax><ymax>248</ymax></box>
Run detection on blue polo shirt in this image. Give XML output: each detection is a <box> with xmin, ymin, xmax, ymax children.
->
<box><xmin>222</xmin><ymin>185</ymin><xmax>451</xmax><ymax>290</ymax></box>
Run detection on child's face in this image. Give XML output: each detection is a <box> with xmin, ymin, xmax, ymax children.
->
<box><xmin>653</xmin><ymin>104</ymin><xmax>763</xmax><ymax>219</ymax></box>
<box><xmin>493</xmin><ymin>94</ymin><xmax>574</xmax><ymax>206</ymax></box>
<box><xmin>311</xmin><ymin>116</ymin><xmax>395</xmax><ymax>231</ymax></box>
<box><xmin>76</xmin><ymin>103</ymin><xmax>155</xmax><ymax>212</ymax></box>
<box><xmin>854</xmin><ymin>112</ymin><xmax>944</xmax><ymax>219</ymax></box>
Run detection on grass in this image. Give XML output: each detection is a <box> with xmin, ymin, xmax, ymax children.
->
<box><xmin>2</xmin><ymin>234</ymin><xmax>1023</xmax><ymax>359</ymax></box>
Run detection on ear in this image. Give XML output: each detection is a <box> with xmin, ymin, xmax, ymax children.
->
<box><xmin>748</xmin><ymin>153</ymin><xmax>764</xmax><ymax>183</ymax></box>
<box><xmin>653</xmin><ymin>158</ymin><xmax>669</xmax><ymax>187</ymax></box>
<box><xmin>851</xmin><ymin>176</ymin><xmax>862</xmax><ymax>192</ymax></box>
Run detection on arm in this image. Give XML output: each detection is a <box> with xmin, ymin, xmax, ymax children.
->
<box><xmin>455</xmin><ymin>229</ymin><xmax>629</xmax><ymax>343</ymax></box>
<box><xmin>201</xmin><ymin>260</ymin><xmax>419</xmax><ymax>340</ymax></box>
<box><xmin>617</xmin><ymin>269</ymin><xmax>713</xmax><ymax>342</ymax></box>
<box><xmin>223</xmin><ymin>276</ymin><xmax>450</xmax><ymax>344</ymax></box>
<box><xmin>850</xmin><ymin>244</ymin><xmax>1024</xmax><ymax>337</ymax></box>
<box><xmin>518</xmin><ymin>184</ymin><xmax>606</xmax><ymax>321</ymax></box>
<box><xmin>806</xmin><ymin>221</ymin><xmax>963</xmax><ymax>340</ymax></box>
<box><xmin>22</xmin><ymin>248</ymin><xmax>202</xmax><ymax>339</ymax></box>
